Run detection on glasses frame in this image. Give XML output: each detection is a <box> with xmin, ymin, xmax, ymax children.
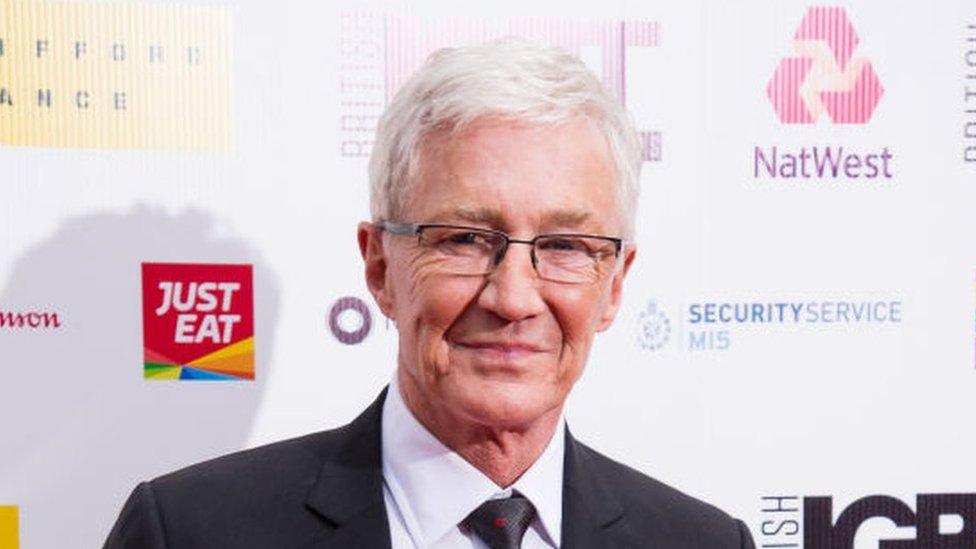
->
<box><xmin>379</xmin><ymin>221</ymin><xmax>624</xmax><ymax>283</ymax></box>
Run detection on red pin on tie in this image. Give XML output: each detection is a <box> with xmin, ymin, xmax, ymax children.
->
<box><xmin>463</xmin><ymin>494</ymin><xmax>536</xmax><ymax>548</ymax></box>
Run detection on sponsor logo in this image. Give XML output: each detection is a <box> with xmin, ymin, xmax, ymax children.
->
<box><xmin>141</xmin><ymin>263</ymin><xmax>254</xmax><ymax>380</ymax></box>
<box><xmin>0</xmin><ymin>0</ymin><xmax>232</xmax><ymax>151</ymax></box>
<box><xmin>636</xmin><ymin>300</ymin><xmax>671</xmax><ymax>351</ymax></box>
<box><xmin>755</xmin><ymin>7</ymin><xmax>893</xmax><ymax>182</ymax></box>
<box><xmin>0</xmin><ymin>506</ymin><xmax>17</xmax><ymax>549</ymax></box>
<box><xmin>766</xmin><ymin>6</ymin><xmax>883</xmax><ymax>125</ymax></box>
<box><xmin>0</xmin><ymin>309</ymin><xmax>62</xmax><ymax>329</ymax></box>
<box><xmin>759</xmin><ymin>493</ymin><xmax>975</xmax><ymax>548</ymax></box>
<box><xmin>328</xmin><ymin>296</ymin><xmax>372</xmax><ymax>345</ymax></box>
<box><xmin>339</xmin><ymin>12</ymin><xmax>662</xmax><ymax>162</ymax></box>
<box><xmin>965</xmin><ymin>22</ymin><xmax>976</xmax><ymax>165</ymax></box>
<box><xmin>639</xmin><ymin>297</ymin><xmax>902</xmax><ymax>353</ymax></box>
<box><xmin>753</xmin><ymin>145</ymin><xmax>892</xmax><ymax>180</ymax></box>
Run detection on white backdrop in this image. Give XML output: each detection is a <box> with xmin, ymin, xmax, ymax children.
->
<box><xmin>1</xmin><ymin>0</ymin><xmax>974</xmax><ymax>547</ymax></box>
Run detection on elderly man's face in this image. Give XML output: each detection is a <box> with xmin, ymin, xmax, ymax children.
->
<box><xmin>363</xmin><ymin>117</ymin><xmax>635</xmax><ymax>430</ymax></box>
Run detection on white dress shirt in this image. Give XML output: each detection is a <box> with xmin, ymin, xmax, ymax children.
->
<box><xmin>381</xmin><ymin>376</ymin><xmax>565</xmax><ymax>549</ymax></box>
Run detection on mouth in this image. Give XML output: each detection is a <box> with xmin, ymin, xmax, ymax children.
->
<box><xmin>452</xmin><ymin>341</ymin><xmax>549</xmax><ymax>363</ymax></box>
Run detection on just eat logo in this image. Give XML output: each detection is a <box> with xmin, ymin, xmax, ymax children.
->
<box><xmin>141</xmin><ymin>262</ymin><xmax>255</xmax><ymax>381</ymax></box>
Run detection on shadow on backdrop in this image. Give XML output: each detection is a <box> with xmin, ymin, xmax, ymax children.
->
<box><xmin>0</xmin><ymin>205</ymin><xmax>280</xmax><ymax>548</ymax></box>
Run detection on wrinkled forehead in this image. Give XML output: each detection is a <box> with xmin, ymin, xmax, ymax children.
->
<box><xmin>398</xmin><ymin>117</ymin><xmax>622</xmax><ymax>234</ymax></box>
<box><xmin>422</xmin><ymin>205</ymin><xmax>598</xmax><ymax>231</ymax></box>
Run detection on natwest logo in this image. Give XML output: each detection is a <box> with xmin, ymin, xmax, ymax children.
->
<box><xmin>767</xmin><ymin>6</ymin><xmax>883</xmax><ymax>124</ymax></box>
<box><xmin>141</xmin><ymin>262</ymin><xmax>254</xmax><ymax>380</ymax></box>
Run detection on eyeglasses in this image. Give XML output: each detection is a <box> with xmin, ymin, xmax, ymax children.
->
<box><xmin>380</xmin><ymin>221</ymin><xmax>623</xmax><ymax>284</ymax></box>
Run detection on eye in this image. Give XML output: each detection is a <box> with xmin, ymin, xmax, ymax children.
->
<box><xmin>538</xmin><ymin>237</ymin><xmax>588</xmax><ymax>253</ymax></box>
<box><xmin>445</xmin><ymin>231</ymin><xmax>489</xmax><ymax>245</ymax></box>
<box><xmin>421</xmin><ymin>227</ymin><xmax>499</xmax><ymax>258</ymax></box>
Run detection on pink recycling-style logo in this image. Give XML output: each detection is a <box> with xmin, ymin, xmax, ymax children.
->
<box><xmin>767</xmin><ymin>7</ymin><xmax>883</xmax><ymax>124</ymax></box>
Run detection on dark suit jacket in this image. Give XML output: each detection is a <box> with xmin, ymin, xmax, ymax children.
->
<box><xmin>105</xmin><ymin>389</ymin><xmax>755</xmax><ymax>548</ymax></box>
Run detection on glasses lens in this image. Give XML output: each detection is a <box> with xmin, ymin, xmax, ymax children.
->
<box><xmin>535</xmin><ymin>236</ymin><xmax>617</xmax><ymax>283</ymax></box>
<box><xmin>418</xmin><ymin>226</ymin><xmax>502</xmax><ymax>275</ymax></box>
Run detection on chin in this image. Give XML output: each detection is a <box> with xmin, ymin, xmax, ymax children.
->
<box><xmin>452</xmin><ymin>377</ymin><xmax>564</xmax><ymax>430</ymax></box>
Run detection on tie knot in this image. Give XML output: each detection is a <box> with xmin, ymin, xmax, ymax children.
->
<box><xmin>463</xmin><ymin>494</ymin><xmax>537</xmax><ymax>549</ymax></box>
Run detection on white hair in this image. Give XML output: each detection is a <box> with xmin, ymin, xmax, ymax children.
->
<box><xmin>368</xmin><ymin>40</ymin><xmax>642</xmax><ymax>238</ymax></box>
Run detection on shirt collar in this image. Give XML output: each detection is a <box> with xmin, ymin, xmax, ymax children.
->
<box><xmin>381</xmin><ymin>375</ymin><xmax>565</xmax><ymax>547</ymax></box>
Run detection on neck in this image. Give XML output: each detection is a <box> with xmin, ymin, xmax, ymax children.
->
<box><xmin>397</xmin><ymin>370</ymin><xmax>562</xmax><ymax>488</ymax></box>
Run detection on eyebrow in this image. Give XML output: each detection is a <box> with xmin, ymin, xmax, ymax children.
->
<box><xmin>543</xmin><ymin>209</ymin><xmax>592</xmax><ymax>227</ymax></box>
<box><xmin>446</xmin><ymin>207</ymin><xmax>504</xmax><ymax>225</ymax></box>
<box><xmin>427</xmin><ymin>207</ymin><xmax>594</xmax><ymax>229</ymax></box>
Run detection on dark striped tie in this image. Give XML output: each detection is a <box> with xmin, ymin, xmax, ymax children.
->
<box><xmin>463</xmin><ymin>494</ymin><xmax>537</xmax><ymax>549</ymax></box>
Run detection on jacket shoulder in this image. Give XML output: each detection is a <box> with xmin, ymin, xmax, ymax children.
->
<box><xmin>152</xmin><ymin>390</ymin><xmax>382</xmax><ymax>498</ymax></box>
<box><xmin>120</xmin><ymin>428</ymin><xmax>351</xmax><ymax>548</ymax></box>
<box><xmin>105</xmin><ymin>391</ymin><xmax>388</xmax><ymax>548</ymax></box>
<box><xmin>575</xmin><ymin>441</ymin><xmax>753</xmax><ymax>548</ymax></box>
<box><xmin>152</xmin><ymin>428</ymin><xmax>338</xmax><ymax>494</ymax></box>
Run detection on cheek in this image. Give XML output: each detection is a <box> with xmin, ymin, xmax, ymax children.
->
<box><xmin>404</xmin><ymin>263</ymin><xmax>473</xmax><ymax>326</ymax></box>
<box><xmin>395</xmin><ymin>258</ymin><xmax>476</xmax><ymax>368</ymax></box>
<box><xmin>551</xmin><ymin>286</ymin><xmax>610</xmax><ymax>343</ymax></box>
<box><xmin>548</xmin><ymin>284</ymin><xmax>613</xmax><ymax>380</ymax></box>
<box><xmin>391</xmin><ymin>252</ymin><xmax>452</xmax><ymax>318</ymax></box>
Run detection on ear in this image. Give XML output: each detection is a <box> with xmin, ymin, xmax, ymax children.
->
<box><xmin>358</xmin><ymin>222</ymin><xmax>395</xmax><ymax>319</ymax></box>
<box><xmin>596</xmin><ymin>243</ymin><xmax>636</xmax><ymax>332</ymax></box>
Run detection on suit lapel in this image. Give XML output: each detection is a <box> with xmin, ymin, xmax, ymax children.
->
<box><xmin>301</xmin><ymin>389</ymin><xmax>393</xmax><ymax>549</ymax></box>
<box><xmin>296</xmin><ymin>392</ymin><xmax>636</xmax><ymax>548</ymax></box>
<box><xmin>561</xmin><ymin>427</ymin><xmax>628</xmax><ymax>549</ymax></box>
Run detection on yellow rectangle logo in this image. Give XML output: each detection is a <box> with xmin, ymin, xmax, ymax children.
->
<box><xmin>0</xmin><ymin>506</ymin><xmax>17</xmax><ymax>549</ymax></box>
<box><xmin>0</xmin><ymin>0</ymin><xmax>232</xmax><ymax>151</ymax></box>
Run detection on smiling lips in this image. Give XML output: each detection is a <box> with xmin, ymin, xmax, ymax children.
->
<box><xmin>455</xmin><ymin>340</ymin><xmax>547</xmax><ymax>359</ymax></box>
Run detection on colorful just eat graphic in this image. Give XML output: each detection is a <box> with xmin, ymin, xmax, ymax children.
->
<box><xmin>767</xmin><ymin>6</ymin><xmax>883</xmax><ymax>124</ymax></box>
<box><xmin>141</xmin><ymin>263</ymin><xmax>254</xmax><ymax>380</ymax></box>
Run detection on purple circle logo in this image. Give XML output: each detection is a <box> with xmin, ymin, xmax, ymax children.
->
<box><xmin>328</xmin><ymin>296</ymin><xmax>372</xmax><ymax>345</ymax></box>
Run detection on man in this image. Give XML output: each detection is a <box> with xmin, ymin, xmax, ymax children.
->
<box><xmin>106</xmin><ymin>41</ymin><xmax>754</xmax><ymax>548</ymax></box>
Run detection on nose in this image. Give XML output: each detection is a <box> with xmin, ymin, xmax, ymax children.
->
<box><xmin>476</xmin><ymin>241</ymin><xmax>546</xmax><ymax>321</ymax></box>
